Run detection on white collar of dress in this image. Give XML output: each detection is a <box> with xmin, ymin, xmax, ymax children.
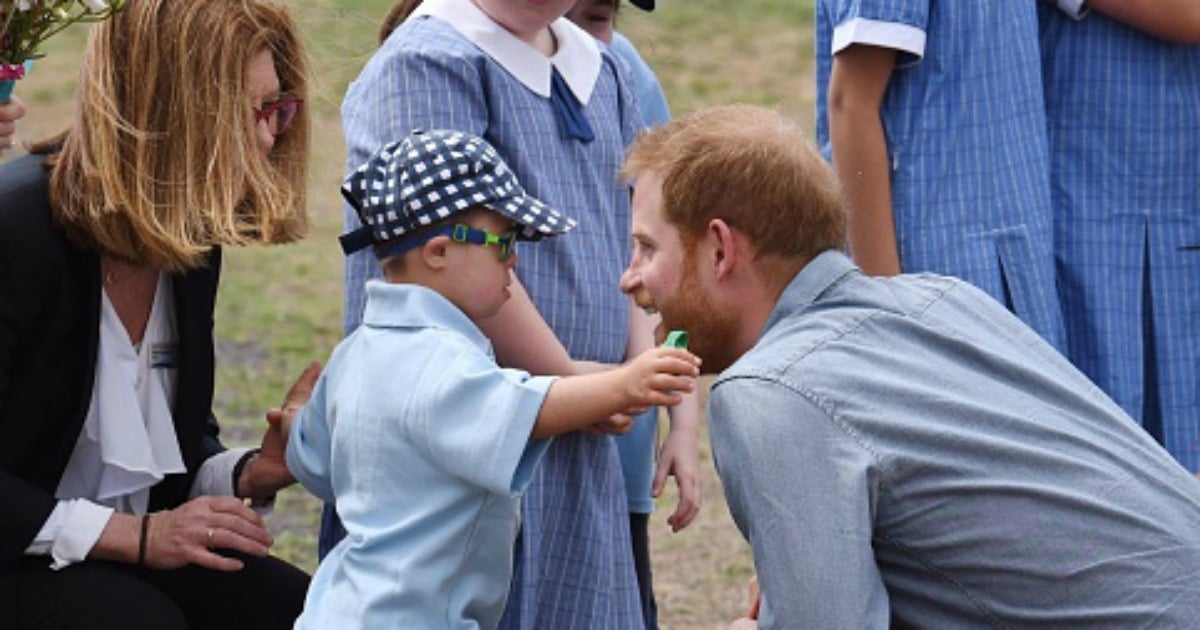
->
<box><xmin>412</xmin><ymin>0</ymin><xmax>602</xmax><ymax>104</ymax></box>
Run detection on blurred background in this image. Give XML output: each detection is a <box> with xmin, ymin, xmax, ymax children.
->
<box><xmin>1</xmin><ymin>1</ymin><xmax>816</xmax><ymax>625</ymax></box>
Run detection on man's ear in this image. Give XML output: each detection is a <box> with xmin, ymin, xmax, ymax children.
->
<box><xmin>708</xmin><ymin>218</ymin><xmax>740</xmax><ymax>281</ymax></box>
<box><xmin>421</xmin><ymin>236</ymin><xmax>451</xmax><ymax>270</ymax></box>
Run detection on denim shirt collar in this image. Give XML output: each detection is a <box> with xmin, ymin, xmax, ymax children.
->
<box><xmin>759</xmin><ymin>250</ymin><xmax>858</xmax><ymax>342</ymax></box>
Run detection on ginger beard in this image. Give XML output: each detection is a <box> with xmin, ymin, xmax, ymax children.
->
<box><xmin>656</xmin><ymin>248</ymin><xmax>740</xmax><ymax>375</ymax></box>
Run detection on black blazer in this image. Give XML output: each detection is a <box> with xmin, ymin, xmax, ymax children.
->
<box><xmin>0</xmin><ymin>154</ymin><xmax>224</xmax><ymax>574</ymax></box>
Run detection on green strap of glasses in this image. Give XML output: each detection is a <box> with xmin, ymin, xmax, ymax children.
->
<box><xmin>371</xmin><ymin>222</ymin><xmax>517</xmax><ymax>261</ymax></box>
<box><xmin>447</xmin><ymin>224</ymin><xmax>516</xmax><ymax>260</ymax></box>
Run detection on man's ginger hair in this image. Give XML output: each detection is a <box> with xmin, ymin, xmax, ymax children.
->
<box><xmin>623</xmin><ymin>104</ymin><xmax>847</xmax><ymax>268</ymax></box>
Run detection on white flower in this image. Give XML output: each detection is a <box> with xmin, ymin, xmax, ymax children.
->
<box><xmin>82</xmin><ymin>0</ymin><xmax>111</xmax><ymax>13</ymax></box>
<box><xmin>16</xmin><ymin>0</ymin><xmax>33</xmax><ymax>11</ymax></box>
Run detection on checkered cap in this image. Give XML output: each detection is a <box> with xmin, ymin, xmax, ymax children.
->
<box><xmin>340</xmin><ymin>129</ymin><xmax>577</xmax><ymax>255</ymax></box>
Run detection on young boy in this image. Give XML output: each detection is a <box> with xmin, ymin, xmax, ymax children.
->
<box><xmin>286</xmin><ymin>128</ymin><xmax>699</xmax><ymax>629</ymax></box>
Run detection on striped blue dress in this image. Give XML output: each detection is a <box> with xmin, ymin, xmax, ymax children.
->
<box><xmin>815</xmin><ymin>1</ymin><xmax>1066</xmax><ymax>350</ymax></box>
<box><xmin>1039</xmin><ymin>7</ymin><xmax>1200</xmax><ymax>471</ymax></box>
<box><xmin>340</xmin><ymin>7</ymin><xmax>644</xmax><ymax>629</ymax></box>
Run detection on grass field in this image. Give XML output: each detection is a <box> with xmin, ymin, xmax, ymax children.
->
<box><xmin>3</xmin><ymin>2</ymin><xmax>817</xmax><ymax>626</ymax></box>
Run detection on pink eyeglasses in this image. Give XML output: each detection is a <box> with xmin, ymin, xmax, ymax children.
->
<box><xmin>253</xmin><ymin>93</ymin><xmax>303</xmax><ymax>137</ymax></box>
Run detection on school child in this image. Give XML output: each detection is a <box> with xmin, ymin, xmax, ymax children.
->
<box><xmin>1038</xmin><ymin>1</ymin><xmax>1200</xmax><ymax>472</ymax></box>
<box><xmin>288</xmin><ymin>129</ymin><xmax>699</xmax><ymax>629</ymax></box>
<box><xmin>334</xmin><ymin>1</ymin><xmax>650</xmax><ymax>626</ymax></box>
<box><xmin>815</xmin><ymin>1</ymin><xmax>1066</xmax><ymax>350</ymax></box>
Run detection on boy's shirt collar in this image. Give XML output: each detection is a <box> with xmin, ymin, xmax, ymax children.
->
<box><xmin>414</xmin><ymin>0</ymin><xmax>602</xmax><ymax>104</ymax></box>
<box><xmin>362</xmin><ymin>281</ymin><xmax>493</xmax><ymax>356</ymax></box>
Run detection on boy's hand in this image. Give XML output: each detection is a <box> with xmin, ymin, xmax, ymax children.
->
<box><xmin>581</xmin><ymin>412</ymin><xmax>636</xmax><ymax>435</ymax></box>
<box><xmin>620</xmin><ymin>347</ymin><xmax>700</xmax><ymax>408</ymax></box>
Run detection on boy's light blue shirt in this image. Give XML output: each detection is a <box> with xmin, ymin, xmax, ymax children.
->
<box><xmin>288</xmin><ymin>281</ymin><xmax>554</xmax><ymax>629</ymax></box>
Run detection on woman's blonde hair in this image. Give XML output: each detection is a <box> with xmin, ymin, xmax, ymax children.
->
<box><xmin>49</xmin><ymin>0</ymin><xmax>310</xmax><ymax>271</ymax></box>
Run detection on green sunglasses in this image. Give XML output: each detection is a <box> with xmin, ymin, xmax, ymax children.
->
<box><xmin>446</xmin><ymin>223</ymin><xmax>518</xmax><ymax>261</ymax></box>
<box><xmin>375</xmin><ymin>222</ymin><xmax>518</xmax><ymax>261</ymax></box>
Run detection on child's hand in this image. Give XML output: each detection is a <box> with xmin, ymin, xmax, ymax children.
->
<box><xmin>620</xmin><ymin>347</ymin><xmax>700</xmax><ymax>408</ymax></box>
<box><xmin>581</xmin><ymin>412</ymin><xmax>636</xmax><ymax>435</ymax></box>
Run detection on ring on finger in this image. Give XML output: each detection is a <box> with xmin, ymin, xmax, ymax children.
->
<box><xmin>207</xmin><ymin>528</ymin><xmax>215</xmax><ymax>548</ymax></box>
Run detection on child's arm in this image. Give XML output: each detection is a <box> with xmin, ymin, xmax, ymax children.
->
<box><xmin>533</xmin><ymin>347</ymin><xmax>699</xmax><ymax>440</ymax></box>
<box><xmin>654</xmin><ymin>389</ymin><xmax>703</xmax><ymax>532</ymax></box>
<box><xmin>827</xmin><ymin>44</ymin><xmax>901</xmax><ymax>276</ymax></box>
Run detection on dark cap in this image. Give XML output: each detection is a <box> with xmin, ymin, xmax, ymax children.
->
<box><xmin>339</xmin><ymin>129</ymin><xmax>577</xmax><ymax>257</ymax></box>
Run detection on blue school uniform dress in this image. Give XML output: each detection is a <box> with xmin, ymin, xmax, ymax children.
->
<box><xmin>340</xmin><ymin>0</ymin><xmax>644</xmax><ymax>626</ymax></box>
<box><xmin>288</xmin><ymin>282</ymin><xmax>554</xmax><ymax>629</ymax></box>
<box><xmin>1039</xmin><ymin>6</ymin><xmax>1200</xmax><ymax>471</ymax></box>
<box><xmin>815</xmin><ymin>1</ymin><xmax>1066</xmax><ymax>350</ymax></box>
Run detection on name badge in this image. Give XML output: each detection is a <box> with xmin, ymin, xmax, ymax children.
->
<box><xmin>150</xmin><ymin>343</ymin><xmax>178</xmax><ymax>369</ymax></box>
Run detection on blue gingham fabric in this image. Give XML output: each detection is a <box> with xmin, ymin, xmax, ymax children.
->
<box><xmin>339</xmin><ymin>128</ymin><xmax>576</xmax><ymax>255</ymax></box>
<box><xmin>1039</xmin><ymin>7</ymin><xmax>1200</xmax><ymax>471</ymax></box>
<box><xmin>340</xmin><ymin>14</ymin><xmax>644</xmax><ymax>630</ymax></box>
<box><xmin>815</xmin><ymin>0</ymin><xmax>1066</xmax><ymax>351</ymax></box>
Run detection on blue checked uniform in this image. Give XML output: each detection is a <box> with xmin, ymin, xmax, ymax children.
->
<box><xmin>339</xmin><ymin>3</ymin><xmax>644</xmax><ymax>628</ymax></box>
<box><xmin>815</xmin><ymin>1</ymin><xmax>1066</xmax><ymax>350</ymax></box>
<box><xmin>1039</xmin><ymin>7</ymin><xmax>1200</xmax><ymax>471</ymax></box>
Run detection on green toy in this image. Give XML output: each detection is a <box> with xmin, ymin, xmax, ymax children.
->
<box><xmin>663</xmin><ymin>330</ymin><xmax>689</xmax><ymax>349</ymax></box>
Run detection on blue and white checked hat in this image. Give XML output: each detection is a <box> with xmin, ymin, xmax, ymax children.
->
<box><xmin>339</xmin><ymin>129</ymin><xmax>577</xmax><ymax>257</ymax></box>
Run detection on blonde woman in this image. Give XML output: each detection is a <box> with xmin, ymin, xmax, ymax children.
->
<box><xmin>0</xmin><ymin>1</ymin><xmax>316</xmax><ymax>628</ymax></box>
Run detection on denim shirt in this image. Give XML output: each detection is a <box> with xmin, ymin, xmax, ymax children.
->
<box><xmin>708</xmin><ymin>251</ymin><xmax>1200</xmax><ymax>628</ymax></box>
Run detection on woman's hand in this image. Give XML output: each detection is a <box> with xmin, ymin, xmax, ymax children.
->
<box><xmin>0</xmin><ymin>96</ymin><xmax>26</xmax><ymax>152</ymax></box>
<box><xmin>239</xmin><ymin>360</ymin><xmax>321</xmax><ymax>499</ymax></box>
<box><xmin>144</xmin><ymin>496</ymin><xmax>274</xmax><ymax>571</ymax></box>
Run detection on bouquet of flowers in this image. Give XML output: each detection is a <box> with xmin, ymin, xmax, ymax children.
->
<box><xmin>1</xmin><ymin>0</ymin><xmax>127</xmax><ymax>101</ymax></box>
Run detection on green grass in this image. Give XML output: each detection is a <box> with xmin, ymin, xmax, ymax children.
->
<box><xmin>4</xmin><ymin>1</ymin><xmax>816</xmax><ymax>623</ymax></box>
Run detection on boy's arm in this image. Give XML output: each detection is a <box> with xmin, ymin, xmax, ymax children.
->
<box><xmin>828</xmin><ymin>44</ymin><xmax>900</xmax><ymax>276</ymax></box>
<box><xmin>532</xmin><ymin>347</ymin><xmax>699</xmax><ymax>439</ymax></box>
<box><xmin>1086</xmin><ymin>0</ymin><xmax>1200</xmax><ymax>44</ymax></box>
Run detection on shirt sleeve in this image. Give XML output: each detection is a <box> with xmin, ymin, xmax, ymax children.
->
<box><xmin>827</xmin><ymin>0</ymin><xmax>930</xmax><ymax>59</ymax></box>
<box><xmin>25</xmin><ymin>499</ymin><xmax>114</xmax><ymax>570</ymax></box>
<box><xmin>341</xmin><ymin>34</ymin><xmax>491</xmax><ymax>335</ymax></box>
<box><xmin>708</xmin><ymin>377</ymin><xmax>891</xmax><ymax>628</ymax></box>
<box><xmin>286</xmin><ymin>370</ymin><xmax>335</xmax><ymax>503</ymax></box>
<box><xmin>189</xmin><ymin>448</ymin><xmax>249</xmax><ymax>498</ymax></box>
<box><xmin>418</xmin><ymin>348</ymin><xmax>555</xmax><ymax>496</ymax></box>
<box><xmin>610</xmin><ymin>33</ymin><xmax>671</xmax><ymax>130</ymax></box>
